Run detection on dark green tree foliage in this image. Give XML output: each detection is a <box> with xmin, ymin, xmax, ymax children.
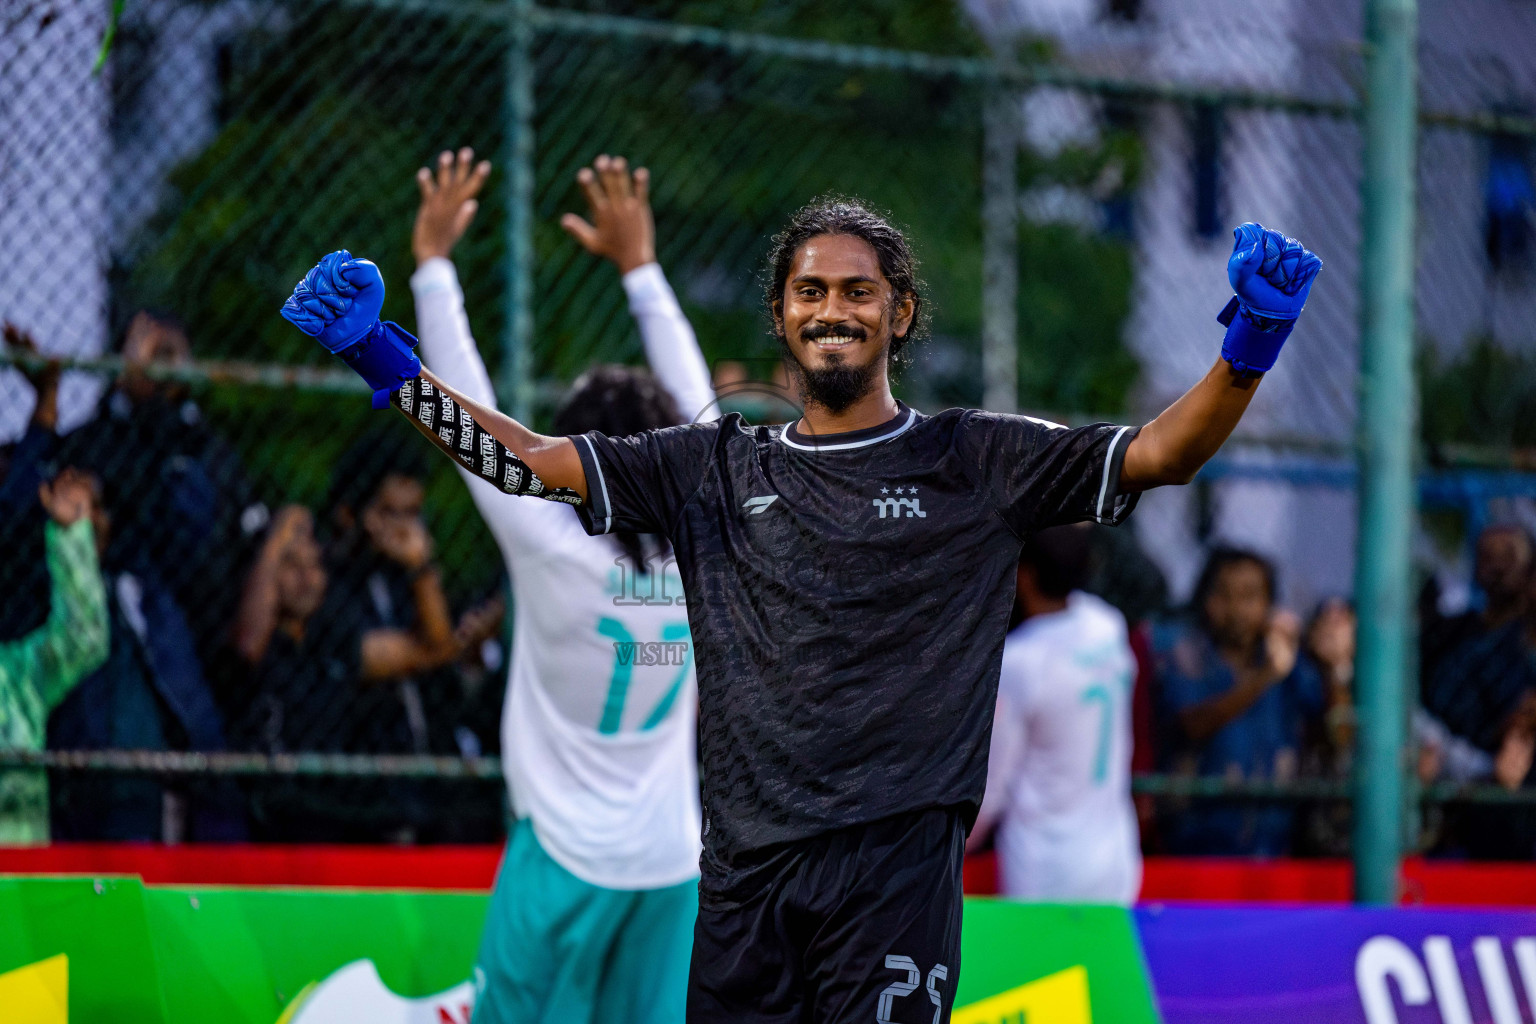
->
<box><xmin>1420</xmin><ymin>337</ymin><xmax>1536</xmax><ymax>456</ymax></box>
<box><xmin>1016</xmin><ymin>223</ymin><xmax>1137</xmax><ymax>416</ymax></box>
<box><xmin>1013</xmin><ymin>122</ymin><xmax>1142</xmax><ymax>415</ymax></box>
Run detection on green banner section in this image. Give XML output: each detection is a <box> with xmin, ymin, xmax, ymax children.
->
<box><xmin>0</xmin><ymin>878</ymin><xmax>1157</xmax><ymax>1023</ymax></box>
<box><xmin>145</xmin><ymin>886</ymin><xmax>488</xmax><ymax>1023</ymax></box>
<box><xmin>0</xmin><ymin>877</ymin><xmax>166</xmax><ymax>1022</ymax></box>
<box><xmin>955</xmin><ymin>900</ymin><xmax>1160</xmax><ymax>1023</ymax></box>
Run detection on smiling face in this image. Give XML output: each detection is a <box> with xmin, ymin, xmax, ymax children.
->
<box><xmin>774</xmin><ymin>234</ymin><xmax>915</xmax><ymax>414</ymax></box>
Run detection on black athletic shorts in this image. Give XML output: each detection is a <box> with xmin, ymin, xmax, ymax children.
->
<box><xmin>686</xmin><ymin>806</ymin><xmax>966</xmax><ymax>1024</ymax></box>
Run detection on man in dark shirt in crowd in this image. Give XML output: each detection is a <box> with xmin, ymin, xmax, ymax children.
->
<box><xmin>46</xmin><ymin>464</ymin><xmax>245</xmax><ymax>842</ymax></box>
<box><xmin>1422</xmin><ymin>523</ymin><xmax>1532</xmax><ymax>711</ymax></box>
<box><xmin>33</xmin><ymin>311</ymin><xmax>263</xmax><ymax>664</ymax></box>
<box><xmin>1420</xmin><ymin>524</ymin><xmax>1534</xmax><ymax>754</ymax></box>
<box><xmin>1419</xmin><ymin>553</ymin><xmax>1536</xmax><ymax>858</ymax></box>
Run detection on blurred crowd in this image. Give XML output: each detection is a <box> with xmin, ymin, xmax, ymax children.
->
<box><xmin>4</xmin><ymin>313</ymin><xmax>1536</xmax><ymax>860</ymax></box>
<box><xmin>1096</xmin><ymin>516</ymin><xmax>1536</xmax><ymax>862</ymax></box>
<box><xmin>0</xmin><ymin>317</ymin><xmax>506</xmax><ymax>846</ymax></box>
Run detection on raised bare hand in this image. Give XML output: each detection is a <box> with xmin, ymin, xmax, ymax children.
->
<box><xmin>4</xmin><ymin>323</ymin><xmax>62</xmax><ymax>430</ymax></box>
<box><xmin>1264</xmin><ymin>609</ymin><xmax>1302</xmax><ymax>681</ymax></box>
<box><xmin>366</xmin><ymin>508</ymin><xmax>434</xmax><ymax>572</ymax></box>
<box><xmin>413</xmin><ymin>147</ymin><xmax>492</xmax><ymax>265</ymax></box>
<box><xmin>3</xmin><ymin>323</ymin><xmax>59</xmax><ymax>389</ymax></box>
<box><xmin>1496</xmin><ymin>727</ymin><xmax>1536</xmax><ymax>791</ymax></box>
<box><xmin>38</xmin><ymin>467</ymin><xmax>95</xmax><ymax>527</ymax></box>
<box><xmin>264</xmin><ymin>505</ymin><xmax>314</xmax><ymax>556</ymax></box>
<box><xmin>454</xmin><ymin>596</ymin><xmax>506</xmax><ymax>652</ymax></box>
<box><xmin>560</xmin><ymin>154</ymin><xmax>656</xmax><ymax>275</ymax></box>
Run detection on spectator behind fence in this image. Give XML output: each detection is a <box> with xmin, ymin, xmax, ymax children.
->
<box><xmin>1419</xmin><ymin>525</ymin><xmax>1536</xmax><ymax>760</ymax></box>
<box><xmin>324</xmin><ymin>432</ymin><xmax>495</xmax><ymax>842</ymax></box>
<box><xmin>1421</xmin><ymin>523</ymin><xmax>1531</xmax><ymax>699</ymax></box>
<box><xmin>0</xmin><ymin>468</ymin><xmax>109</xmax><ymax>844</ymax></box>
<box><xmin>45</xmin><ymin>463</ymin><xmax>246</xmax><ymax>844</ymax></box>
<box><xmin>2</xmin><ymin>324</ymin><xmax>245</xmax><ymax>842</ymax></box>
<box><xmin>973</xmin><ymin>525</ymin><xmax>1142</xmax><ymax>904</ymax></box>
<box><xmin>1297</xmin><ymin>597</ymin><xmax>1358</xmax><ymax>857</ymax></box>
<box><xmin>58</xmin><ymin>310</ymin><xmax>264</xmax><ymax>666</ymax></box>
<box><xmin>325</xmin><ymin>432</ymin><xmax>469</xmax><ymax>738</ymax></box>
<box><xmin>1416</xmin><ymin>561</ymin><xmax>1536</xmax><ymax>859</ymax></box>
<box><xmin>229</xmin><ymin>485</ymin><xmax>481</xmax><ymax>841</ymax></box>
<box><xmin>1151</xmin><ymin>547</ymin><xmax>1324</xmax><ymax>856</ymax></box>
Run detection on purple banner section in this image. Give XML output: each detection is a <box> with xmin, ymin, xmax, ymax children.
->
<box><xmin>1135</xmin><ymin>903</ymin><xmax>1536</xmax><ymax>1024</ymax></box>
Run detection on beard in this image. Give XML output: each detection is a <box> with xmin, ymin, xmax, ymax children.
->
<box><xmin>780</xmin><ymin>324</ymin><xmax>883</xmax><ymax>415</ymax></box>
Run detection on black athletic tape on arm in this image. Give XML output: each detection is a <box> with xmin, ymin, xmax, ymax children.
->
<box><xmin>392</xmin><ymin>377</ymin><xmax>583</xmax><ymax>505</ymax></box>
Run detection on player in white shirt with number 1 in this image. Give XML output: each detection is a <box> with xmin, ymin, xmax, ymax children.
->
<box><xmin>975</xmin><ymin>524</ymin><xmax>1142</xmax><ymax>906</ymax></box>
<box><xmin>409</xmin><ymin>149</ymin><xmax>714</xmax><ymax>1024</ymax></box>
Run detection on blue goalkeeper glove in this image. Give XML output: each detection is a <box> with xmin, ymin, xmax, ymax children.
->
<box><xmin>280</xmin><ymin>250</ymin><xmax>421</xmax><ymax>408</ymax></box>
<box><xmin>1217</xmin><ymin>222</ymin><xmax>1323</xmax><ymax>375</ymax></box>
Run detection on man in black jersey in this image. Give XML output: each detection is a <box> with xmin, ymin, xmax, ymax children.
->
<box><xmin>283</xmin><ymin>202</ymin><xmax>1319</xmax><ymax>1022</ymax></box>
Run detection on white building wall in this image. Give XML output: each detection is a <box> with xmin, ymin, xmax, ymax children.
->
<box><xmin>0</xmin><ymin>3</ymin><xmax>112</xmax><ymax>438</ymax></box>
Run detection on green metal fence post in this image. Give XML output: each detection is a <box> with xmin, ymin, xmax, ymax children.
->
<box><xmin>1352</xmin><ymin>0</ymin><xmax>1418</xmax><ymax>906</ymax></box>
<box><xmin>502</xmin><ymin>0</ymin><xmax>537</xmax><ymax>423</ymax></box>
<box><xmin>981</xmin><ymin>86</ymin><xmax>1019</xmax><ymax>414</ymax></box>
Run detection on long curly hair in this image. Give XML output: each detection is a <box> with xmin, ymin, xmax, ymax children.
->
<box><xmin>763</xmin><ymin>195</ymin><xmax>929</xmax><ymax>368</ymax></box>
<box><xmin>553</xmin><ymin>364</ymin><xmax>683</xmax><ymax>572</ymax></box>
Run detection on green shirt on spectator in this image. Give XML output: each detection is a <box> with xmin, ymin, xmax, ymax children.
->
<box><xmin>0</xmin><ymin>519</ymin><xmax>109</xmax><ymax>844</ymax></box>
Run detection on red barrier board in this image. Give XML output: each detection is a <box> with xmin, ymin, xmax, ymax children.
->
<box><xmin>6</xmin><ymin>845</ymin><xmax>1536</xmax><ymax>906</ymax></box>
<box><xmin>970</xmin><ymin>850</ymin><xmax>1536</xmax><ymax>906</ymax></box>
<box><xmin>0</xmin><ymin>842</ymin><xmax>502</xmax><ymax>890</ymax></box>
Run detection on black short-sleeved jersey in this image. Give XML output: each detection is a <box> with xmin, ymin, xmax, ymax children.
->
<box><xmin>572</xmin><ymin>402</ymin><xmax>1139</xmax><ymax>882</ymax></box>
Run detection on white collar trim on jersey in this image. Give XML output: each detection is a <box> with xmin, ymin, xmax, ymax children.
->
<box><xmin>776</xmin><ymin>406</ymin><xmax>917</xmax><ymax>452</ymax></box>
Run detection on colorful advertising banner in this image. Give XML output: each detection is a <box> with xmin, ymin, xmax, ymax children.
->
<box><xmin>1138</xmin><ymin>904</ymin><xmax>1536</xmax><ymax>1024</ymax></box>
<box><xmin>10</xmin><ymin>873</ymin><xmax>1536</xmax><ymax>1024</ymax></box>
<box><xmin>0</xmin><ymin>878</ymin><xmax>487</xmax><ymax>1024</ymax></box>
<box><xmin>0</xmin><ymin>879</ymin><xmax>1159</xmax><ymax>1023</ymax></box>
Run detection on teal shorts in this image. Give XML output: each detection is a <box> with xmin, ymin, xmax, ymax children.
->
<box><xmin>471</xmin><ymin>818</ymin><xmax>698</xmax><ymax>1024</ymax></box>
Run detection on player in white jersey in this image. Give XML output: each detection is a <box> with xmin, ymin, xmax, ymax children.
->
<box><xmin>974</xmin><ymin>525</ymin><xmax>1142</xmax><ymax>906</ymax></box>
<box><xmin>410</xmin><ymin>149</ymin><xmax>714</xmax><ymax>1023</ymax></box>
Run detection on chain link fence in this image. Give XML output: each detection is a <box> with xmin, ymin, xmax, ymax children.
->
<box><xmin>1</xmin><ymin>0</ymin><xmax>1534</xmax><ymax>851</ymax></box>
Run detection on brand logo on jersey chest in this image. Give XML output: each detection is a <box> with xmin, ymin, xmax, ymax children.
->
<box><xmin>872</xmin><ymin>486</ymin><xmax>926</xmax><ymax>519</ymax></box>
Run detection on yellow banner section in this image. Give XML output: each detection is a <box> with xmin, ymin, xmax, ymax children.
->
<box><xmin>0</xmin><ymin>954</ymin><xmax>68</xmax><ymax>1024</ymax></box>
<box><xmin>952</xmin><ymin>965</ymin><xmax>1091</xmax><ymax>1024</ymax></box>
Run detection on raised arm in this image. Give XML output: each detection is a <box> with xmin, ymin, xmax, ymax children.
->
<box><xmin>411</xmin><ymin>147</ymin><xmax>497</xmax><ymax>412</ymax></box>
<box><xmin>1120</xmin><ymin>360</ymin><xmax>1259</xmax><ymax>489</ymax></box>
<box><xmin>560</xmin><ymin>154</ymin><xmax>717</xmax><ymax>422</ymax></box>
<box><xmin>232</xmin><ymin>505</ymin><xmax>313</xmax><ymax>665</ymax></box>
<box><xmin>1174</xmin><ymin>611</ymin><xmax>1301</xmax><ymax>743</ymax></box>
<box><xmin>356</xmin><ymin>514</ymin><xmax>460</xmax><ymax>681</ymax></box>
<box><xmin>1120</xmin><ymin>224</ymin><xmax>1322</xmax><ymax>491</ymax></box>
<box><xmin>394</xmin><ymin>367</ymin><xmax>587</xmax><ymax>501</ymax></box>
<box><xmin>33</xmin><ymin>469</ymin><xmax>110</xmax><ymax>710</ymax></box>
<box><xmin>280</xmin><ymin>250</ymin><xmax>589</xmax><ymax>500</ymax></box>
